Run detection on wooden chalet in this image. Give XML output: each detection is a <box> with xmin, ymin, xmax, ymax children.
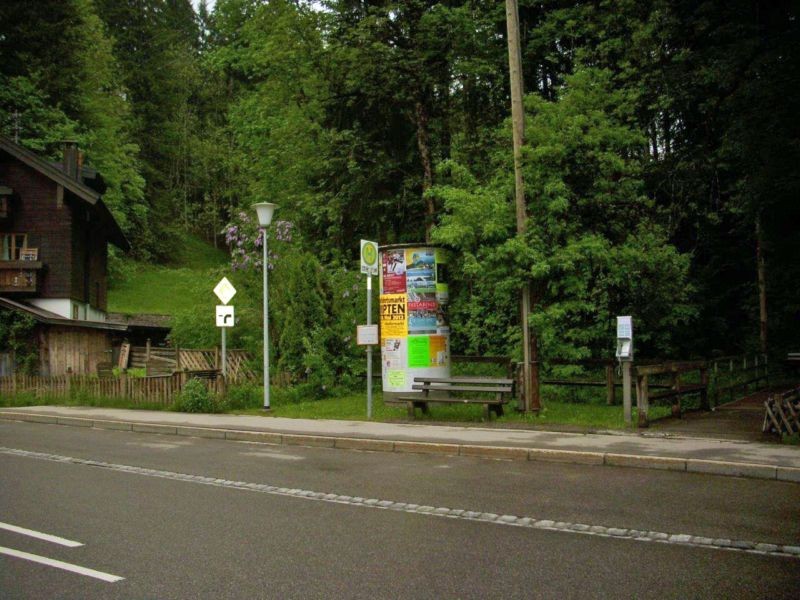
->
<box><xmin>0</xmin><ymin>135</ymin><xmax>169</xmax><ymax>375</ymax></box>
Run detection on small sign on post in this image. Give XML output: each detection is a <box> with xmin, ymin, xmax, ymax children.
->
<box><xmin>360</xmin><ymin>240</ymin><xmax>378</xmax><ymax>419</ymax></box>
<box><xmin>360</xmin><ymin>240</ymin><xmax>379</xmax><ymax>276</ymax></box>
<box><xmin>216</xmin><ymin>305</ymin><xmax>235</xmax><ymax>327</ymax></box>
<box><xmin>214</xmin><ymin>277</ymin><xmax>237</xmax><ymax>378</ymax></box>
<box><xmin>357</xmin><ymin>324</ymin><xmax>379</xmax><ymax>346</ymax></box>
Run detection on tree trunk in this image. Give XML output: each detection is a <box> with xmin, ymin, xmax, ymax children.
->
<box><xmin>414</xmin><ymin>100</ymin><xmax>435</xmax><ymax>242</ymax></box>
<box><xmin>756</xmin><ymin>214</ymin><xmax>768</xmax><ymax>354</ymax></box>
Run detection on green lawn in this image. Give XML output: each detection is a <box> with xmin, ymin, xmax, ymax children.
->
<box><xmin>108</xmin><ymin>234</ymin><xmax>229</xmax><ymax>316</ymax></box>
<box><xmin>233</xmin><ymin>387</ymin><xmax>665</xmax><ymax>430</ymax></box>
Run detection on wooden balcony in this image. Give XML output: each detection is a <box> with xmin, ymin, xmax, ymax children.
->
<box><xmin>0</xmin><ymin>261</ymin><xmax>43</xmax><ymax>293</ymax></box>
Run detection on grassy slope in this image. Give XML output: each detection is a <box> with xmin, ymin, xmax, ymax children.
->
<box><xmin>108</xmin><ymin>235</ymin><xmax>229</xmax><ymax>316</ymax></box>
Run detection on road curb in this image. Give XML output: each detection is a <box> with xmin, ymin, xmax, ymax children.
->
<box><xmin>1</xmin><ymin>410</ymin><xmax>798</xmax><ymax>483</ymax></box>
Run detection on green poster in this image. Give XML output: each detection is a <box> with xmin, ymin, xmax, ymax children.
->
<box><xmin>387</xmin><ymin>370</ymin><xmax>405</xmax><ymax>387</ymax></box>
<box><xmin>408</xmin><ymin>335</ymin><xmax>430</xmax><ymax>368</ymax></box>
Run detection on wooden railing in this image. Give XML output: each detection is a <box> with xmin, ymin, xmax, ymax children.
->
<box><xmin>634</xmin><ymin>361</ymin><xmax>709</xmax><ymax>427</ymax></box>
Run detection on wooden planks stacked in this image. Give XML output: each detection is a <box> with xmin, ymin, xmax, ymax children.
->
<box><xmin>763</xmin><ymin>386</ymin><xmax>800</xmax><ymax>437</ymax></box>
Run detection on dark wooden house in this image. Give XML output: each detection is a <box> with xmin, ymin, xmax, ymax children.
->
<box><xmin>0</xmin><ymin>135</ymin><xmax>168</xmax><ymax>375</ymax></box>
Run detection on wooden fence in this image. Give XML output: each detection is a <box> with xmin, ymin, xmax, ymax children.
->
<box><xmin>0</xmin><ymin>371</ymin><xmax>224</xmax><ymax>406</ymax></box>
<box><xmin>125</xmin><ymin>344</ymin><xmax>256</xmax><ymax>382</ymax></box>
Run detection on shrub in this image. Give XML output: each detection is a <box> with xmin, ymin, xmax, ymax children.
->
<box><xmin>225</xmin><ymin>383</ymin><xmax>262</xmax><ymax>410</ymax></box>
<box><xmin>174</xmin><ymin>378</ymin><xmax>221</xmax><ymax>413</ymax></box>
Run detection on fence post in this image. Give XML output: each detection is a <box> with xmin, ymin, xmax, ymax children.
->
<box><xmin>120</xmin><ymin>368</ymin><xmax>128</xmax><ymax>399</ymax></box>
<box><xmin>637</xmin><ymin>373</ymin><xmax>649</xmax><ymax>428</ymax></box>
<box><xmin>145</xmin><ymin>338</ymin><xmax>151</xmax><ymax>362</ymax></box>
<box><xmin>605</xmin><ymin>364</ymin><xmax>615</xmax><ymax>405</ymax></box>
<box><xmin>622</xmin><ymin>362</ymin><xmax>632</xmax><ymax>424</ymax></box>
<box><xmin>671</xmin><ymin>371</ymin><xmax>681</xmax><ymax>418</ymax></box>
<box><xmin>65</xmin><ymin>367</ymin><xmax>72</xmax><ymax>398</ymax></box>
<box><xmin>700</xmin><ymin>366</ymin><xmax>710</xmax><ymax>410</ymax></box>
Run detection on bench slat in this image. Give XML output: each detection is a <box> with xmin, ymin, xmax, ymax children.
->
<box><xmin>412</xmin><ymin>384</ymin><xmax>512</xmax><ymax>394</ymax></box>
<box><xmin>399</xmin><ymin>396</ymin><xmax>506</xmax><ymax>405</ymax></box>
<box><xmin>413</xmin><ymin>377</ymin><xmax>514</xmax><ymax>385</ymax></box>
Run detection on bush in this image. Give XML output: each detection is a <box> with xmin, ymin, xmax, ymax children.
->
<box><xmin>174</xmin><ymin>378</ymin><xmax>222</xmax><ymax>413</ymax></box>
<box><xmin>225</xmin><ymin>383</ymin><xmax>262</xmax><ymax>410</ymax></box>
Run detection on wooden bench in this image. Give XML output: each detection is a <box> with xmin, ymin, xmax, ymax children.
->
<box><xmin>399</xmin><ymin>376</ymin><xmax>515</xmax><ymax>420</ymax></box>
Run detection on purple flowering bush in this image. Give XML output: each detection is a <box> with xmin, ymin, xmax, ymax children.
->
<box><xmin>223</xmin><ymin>211</ymin><xmax>294</xmax><ymax>271</ymax></box>
<box><xmin>213</xmin><ymin>212</ymin><xmax>371</xmax><ymax>390</ymax></box>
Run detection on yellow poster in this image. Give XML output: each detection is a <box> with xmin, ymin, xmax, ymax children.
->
<box><xmin>380</xmin><ymin>293</ymin><xmax>407</xmax><ymax>339</ymax></box>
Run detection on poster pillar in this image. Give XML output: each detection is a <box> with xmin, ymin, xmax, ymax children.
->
<box><xmin>379</xmin><ymin>244</ymin><xmax>451</xmax><ymax>400</ymax></box>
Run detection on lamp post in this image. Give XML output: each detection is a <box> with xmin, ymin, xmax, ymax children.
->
<box><xmin>253</xmin><ymin>202</ymin><xmax>277</xmax><ymax>410</ymax></box>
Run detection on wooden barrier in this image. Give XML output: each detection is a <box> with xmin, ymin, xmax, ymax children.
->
<box><xmin>634</xmin><ymin>361</ymin><xmax>709</xmax><ymax>427</ymax></box>
<box><xmin>0</xmin><ymin>370</ymin><xmax>223</xmax><ymax>406</ymax></box>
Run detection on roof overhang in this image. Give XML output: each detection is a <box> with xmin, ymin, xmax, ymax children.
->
<box><xmin>0</xmin><ymin>136</ymin><xmax>130</xmax><ymax>251</ymax></box>
<box><xmin>0</xmin><ymin>297</ymin><xmax>129</xmax><ymax>332</ymax></box>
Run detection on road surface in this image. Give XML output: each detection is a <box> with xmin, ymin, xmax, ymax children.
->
<box><xmin>1</xmin><ymin>420</ymin><xmax>798</xmax><ymax>598</ymax></box>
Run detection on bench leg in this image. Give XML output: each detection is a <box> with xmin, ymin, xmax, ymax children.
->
<box><xmin>493</xmin><ymin>404</ymin><xmax>504</xmax><ymax>418</ymax></box>
<box><xmin>418</xmin><ymin>401</ymin><xmax>430</xmax><ymax>415</ymax></box>
<box><xmin>407</xmin><ymin>402</ymin><xmax>416</xmax><ymax>419</ymax></box>
<box><xmin>482</xmin><ymin>404</ymin><xmax>490</xmax><ymax>420</ymax></box>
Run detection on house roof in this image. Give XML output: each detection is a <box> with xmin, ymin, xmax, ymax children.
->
<box><xmin>0</xmin><ymin>297</ymin><xmax>130</xmax><ymax>332</ymax></box>
<box><xmin>0</xmin><ymin>136</ymin><xmax>130</xmax><ymax>251</ymax></box>
<box><xmin>106</xmin><ymin>312</ymin><xmax>172</xmax><ymax>332</ymax></box>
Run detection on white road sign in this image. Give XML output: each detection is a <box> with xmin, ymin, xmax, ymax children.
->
<box><xmin>216</xmin><ymin>305</ymin><xmax>235</xmax><ymax>328</ymax></box>
<box><xmin>356</xmin><ymin>324</ymin><xmax>379</xmax><ymax>346</ymax></box>
<box><xmin>213</xmin><ymin>277</ymin><xmax>237</xmax><ymax>305</ymax></box>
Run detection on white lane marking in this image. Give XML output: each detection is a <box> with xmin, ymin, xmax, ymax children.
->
<box><xmin>0</xmin><ymin>546</ymin><xmax>124</xmax><ymax>582</ymax></box>
<box><xmin>0</xmin><ymin>522</ymin><xmax>83</xmax><ymax>548</ymax></box>
<box><xmin>2</xmin><ymin>446</ymin><xmax>799</xmax><ymax>559</ymax></box>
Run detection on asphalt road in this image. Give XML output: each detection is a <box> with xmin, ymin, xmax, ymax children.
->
<box><xmin>1</xmin><ymin>420</ymin><xmax>798</xmax><ymax>599</ymax></box>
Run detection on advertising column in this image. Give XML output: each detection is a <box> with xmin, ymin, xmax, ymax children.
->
<box><xmin>379</xmin><ymin>244</ymin><xmax>450</xmax><ymax>396</ymax></box>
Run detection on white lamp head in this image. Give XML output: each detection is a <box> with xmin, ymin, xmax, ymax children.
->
<box><xmin>252</xmin><ymin>202</ymin><xmax>277</xmax><ymax>227</ymax></box>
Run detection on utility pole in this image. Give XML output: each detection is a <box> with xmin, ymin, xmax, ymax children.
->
<box><xmin>505</xmin><ymin>0</ymin><xmax>540</xmax><ymax>411</ymax></box>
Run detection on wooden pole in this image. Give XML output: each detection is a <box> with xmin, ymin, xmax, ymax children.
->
<box><xmin>505</xmin><ymin>0</ymin><xmax>539</xmax><ymax>412</ymax></box>
<box><xmin>605</xmin><ymin>364</ymin><xmax>615</xmax><ymax>405</ymax></box>
<box><xmin>756</xmin><ymin>214</ymin><xmax>768</xmax><ymax>355</ymax></box>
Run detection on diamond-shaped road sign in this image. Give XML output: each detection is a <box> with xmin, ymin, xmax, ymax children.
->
<box><xmin>213</xmin><ymin>277</ymin><xmax>237</xmax><ymax>305</ymax></box>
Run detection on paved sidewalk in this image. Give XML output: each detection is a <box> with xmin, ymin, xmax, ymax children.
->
<box><xmin>2</xmin><ymin>405</ymin><xmax>800</xmax><ymax>478</ymax></box>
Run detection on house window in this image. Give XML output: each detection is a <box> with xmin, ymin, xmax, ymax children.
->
<box><xmin>0</xmin><ymin>196</ymin><xmax>7</xmax><ymax>218</ymax></box>
<box><xmin>1</xmin><ymin>233</ymin><xmax>27</xmax><ymax>261</ymax></box>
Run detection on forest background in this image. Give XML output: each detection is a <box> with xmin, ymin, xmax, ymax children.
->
<box><xmin>1</xmin><ymin>0</ymin><xmax>798</xmax><ymax>389</ymax></box>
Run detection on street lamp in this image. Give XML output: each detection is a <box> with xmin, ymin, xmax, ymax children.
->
<box><xmin>253</xmin><ymin>202</ymin><xmax>277</xmax><ymax>410</ymax></box>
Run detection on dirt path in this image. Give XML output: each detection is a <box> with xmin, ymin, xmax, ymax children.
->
<box><xmin>651</xmin><ymin>389</ymin><xmax>777</xmax><ymax>442</ymax></box>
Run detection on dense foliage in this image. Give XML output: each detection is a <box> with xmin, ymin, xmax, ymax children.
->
<box><xmin>1</xmin><ymin>0</ymin><xmax>797</xmax><ymax>384</ymax></box>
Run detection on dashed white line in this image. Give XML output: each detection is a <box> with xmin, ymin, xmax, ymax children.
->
<box><xmin>2</xmin><ymin>446</ymin><xmax>799</xmax><ymax>559</ymax></box>
<box><xmin>0</xmin><ymin>546</ymin><xmax>124</xmax><ymax>582</ymax></box>
<box><xmin>0</xmin><ymin>522</ymin><xmax>83</xmax><ymax>547</ymax></box>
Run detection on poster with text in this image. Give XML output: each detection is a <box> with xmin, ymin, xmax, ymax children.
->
<box><xmin>379</xmin><ymin>294</ymin><xmax>407</xmax><ymax>339</ymax></box>
<box><xmin>407</xmin><ymin>291</ymin><xmax>438</xmax><ymax>333</ymax></box>
<box><xmin>381</xmin><ymin>250</ymin><xmax>407</xmax><ymax>294</ymax></box>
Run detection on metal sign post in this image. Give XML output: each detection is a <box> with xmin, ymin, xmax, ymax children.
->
<box><xmin>214</xmin><ymin>278</ymin><xmax>237</xmax><ymax>379</ymax></box>
<box><xmin>360</xmin><ymin>240</ymin><xmax>379</xmax><ymax>418</ymax></box>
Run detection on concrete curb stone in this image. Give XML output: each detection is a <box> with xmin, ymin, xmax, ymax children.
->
<box><xmin>335</xmin><ymin>438</ymin><xmax>395</xmax><ymax>453</ymax></box>
<box><xmin>605</xmin><ymin>453</ymin><xmax>687</xmax><ymax>472</ymax></box>
<box><xmin>92</xmin><ymin>419</ymin><xmax>133</xmax><ymax>431</ymax></box>
<box><xmin>459</xmin><ymin>445</ymin><xmax>528</xmax><ymax>461</ymax></box>
<box><xmin>224</xmin><ymin>430</ymin><xmax>282</xmax><ymax>445</ymax></box>
<box><xmin>57</xmin><ymin>417</ymin><xmax>93</xmax><ymax>428</ymax></box>
<box><xmin>132</xmin><ymin>423</ymin><xmax>178</xmax><ymax>435</ymax></box>
<box><xmin>775</xmin><ymin>466</ymin><xmax>800</xmax><ymax>483</ymax></box>
<box><xmin>394</xmin><ymin>441</ymin><xmax>460</xmax><ymax>456</ymax></box>
<box><xmin>686</xmin><ymin>459</ymin><xmax>776</xmax><ymax>480</ymax></box>
<box><xmin>282</xmin><ymin>434</ymin><xmax>336</xmax><ymax>448</ymax></box>
<box><xmin>528</xmin><ymin>448</ymin><xmax>605</xmax><ymax>465</ymax></box>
